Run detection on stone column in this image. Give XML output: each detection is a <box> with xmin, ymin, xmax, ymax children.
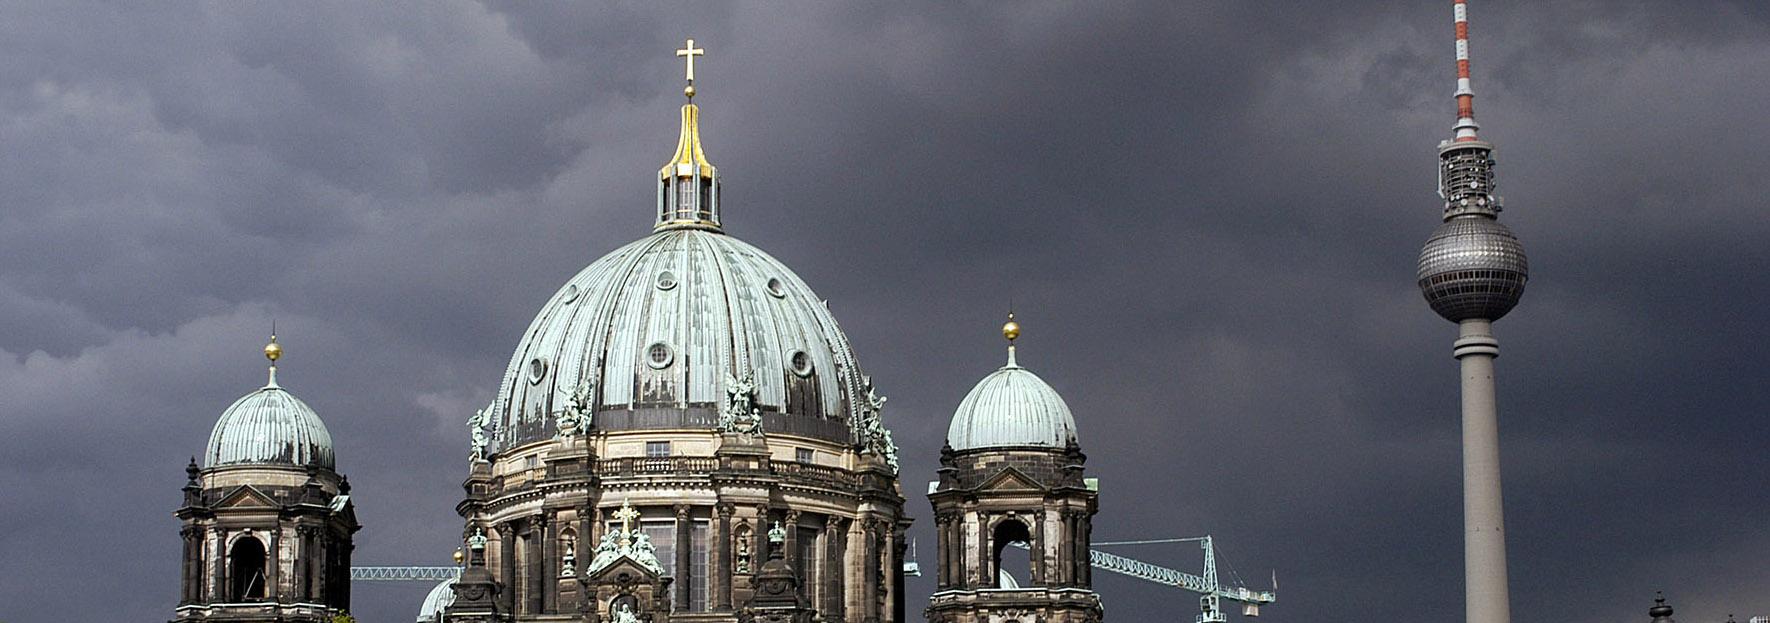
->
<box><xmin>715</xmin><ymin>503</ymin><xmax>734</xmax><ymax>610</ymax></box>
<box><xmin>314</xmin><ymin>534</ymin><xmax>329</xmax><ymax>603</ymax></box>
<box><xmin>498</xmin><ymin>523</ymin><xmax>518</xmax><ymax>613</ymax></box>
<box><xmin>1053</xmin><ymin>512</ymin><xmax>1070</xmax><ymax>586</ymax></box>
<box><xmin>754</xmin><ymin>504</ymin><xmax>772</xmax><ymax>561</ymax></box>
<box><xmin>208</xmin><ymin>527</ymin><xmax>224</xmax><ymax>603</ymax></box>
<box><xmin>1077</xmin><ymin>515</ymin><xmax>1092</xmax><ymax>586</ymax></box>
<box><xmin>675</xmin><ymin>504</ymin><xmax>693</xmax><ymax>609</ymax></box>
<box><xmin>975</xmin><ymin>515</ymin><xmax>990</xmax><ymax>588</ymax></box>
<box><xmin>822</xmin><ymin>516</ymin><xmax>845</xmax><ymax>620</ymax></box>
<box><xmin>862</xmin><ymin>520</ymin><xmax>880</xmax><ymax>623</ymax></box>
<box><xmin>884</xmin><ymin>525</ymin><xmax>900</xmax><ymax>623</ymax></box>
<box><xmin>1032</xmin><ymin>509</ymin><xmax>1046</xmax><ymax>586</ymax></box>
<box><xmin>528</xmin><ymin>518</ymin><xmax>546</xmax><ymax>615</ymax></box>
<box><xmin>783</xmin><ymin>510</ymin><xmax>801</xmax><ymax>564</ymax></box>
<box><xmin>268</xmin><ymin>525</ymin><xmax>282</xmax><ymax>602</ymax></box>
<box><xmin>1073</xmin><ymin>513</ymin><xmax>1088</xmax><ymax>587</ymax></box>
<box><xmin>543</xmin><ymin>512</ymin><xmax>558</xmax><ymax>613</ymax></box>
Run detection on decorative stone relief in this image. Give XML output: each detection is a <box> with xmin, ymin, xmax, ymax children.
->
<box><xmin>720</xmin><ymin>373</ymin><xmax>764</xmax><ymax>437</ymax></box>
<box><xmin>851</xmin><ymin>375</ymin><xmax>899</xmax><ymax>472</ymax></box>
<box><xmin>555</xmin><ymin>377</ymin><xmax>595</xmax><ymax>440</ymax></box>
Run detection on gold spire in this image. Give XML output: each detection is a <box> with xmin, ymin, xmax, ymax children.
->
<box><xmin>1003</xmin><ymin>313</ymin><xmax>1020</xmax><ymax>367</ymax></box>
<box><xmin>662</xmin><ymin>101</ymin><xmax>716</xmax><ymax>179</ymax></box>
<box><xmin>263</xmin><ymin>331</ymin><xmax>282</xmax><ymax>387</ymax></box>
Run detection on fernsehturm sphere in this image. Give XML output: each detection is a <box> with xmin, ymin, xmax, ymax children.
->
<box><xmin>1415</xmin><ymin>3</ymin><xmax>1528</xmax><ymax>623</ymax></box>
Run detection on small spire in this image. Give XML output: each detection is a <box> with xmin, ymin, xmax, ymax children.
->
<box><xmin>263</xmin><ymin>331</ymin><xmax>282</xmax><ymax>388</ymax></box>
<box><xmin>1003</xmin><ymin>313</ymin><xmax>1021</xmax><ymax>368</ymax></box>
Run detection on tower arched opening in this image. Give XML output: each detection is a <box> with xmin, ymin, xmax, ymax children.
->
<box><xmin>990</xmin><ymin>518</ymin><xmax>1033</xmax><ymax>588</ymax></box>
<box><xmin>228</xmin><ymin>536</ymin><xmax>267</xmax><ymax>601</ymax></box>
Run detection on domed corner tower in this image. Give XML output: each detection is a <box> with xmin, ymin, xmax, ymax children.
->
<box><xmin>926</xmin><ymin>316</ymin><xmax>1103</xmax><ymax>623</ymax></box>
<box><xmin>173</xmin><ymin>336</ymin><xmax>359</xmax><ymax>623</ymax></box>
<box><xmin>449</xmin><ymin>40</ymin><xmax>909</xmax><ymax>623</ymax></box>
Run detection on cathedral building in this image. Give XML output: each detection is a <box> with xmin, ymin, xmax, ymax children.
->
<box><xmin>442</xmin><ymin>40</ymin><xmax>910</xmax><ymax>623</ymax></box>
<box><xmin>173</xmin><ymin>336</ymin><xmax>360</xmax><ymax>622</ymax></box>
<box><xmin>176</xmin><ymin>40</ymin><xmax>1110</xmax><ymax>623</ymax></box>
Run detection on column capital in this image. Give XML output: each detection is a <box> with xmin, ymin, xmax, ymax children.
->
<box><xmin>674</xmin><ymin>504</ymin><xmax>692</xmax><ymax>520</ymax></box>
<box><xmin>716</xmin><ymin>502</ymin><xmax>736</xmax><ymax>517</ymax></box>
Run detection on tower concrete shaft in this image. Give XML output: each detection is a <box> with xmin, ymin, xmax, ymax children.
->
<box><xmin>1454</xmin><ymin>319</ymin><xmax>1509</xmax><ymax>623</ymax></box>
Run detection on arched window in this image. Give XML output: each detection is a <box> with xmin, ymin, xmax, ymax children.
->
<box><xmin>229</xmin><ymin>535</ymin><xmax>268</xmax><ymax>601</ymax></box>
<box><xmin>991</xmin><ymin>519</ymin><xmax>1033</xmax><ymax>589</ymax></box>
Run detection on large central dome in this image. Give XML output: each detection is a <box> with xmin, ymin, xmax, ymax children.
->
<box><xmin>486</xmin><ymin>101</ymin><xmax>876</xmax><ymax>451</ymax></box>
<box><xmin>489</xmin><ymin>228</ymin><xmax>869</xmax><ymax>448</ymax></box>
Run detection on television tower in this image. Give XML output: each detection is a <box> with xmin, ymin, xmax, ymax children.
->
<box><xmin>1415</xmin><ymin>3</ymin><xmax>1529</xmax><ymax>623</ymax></box>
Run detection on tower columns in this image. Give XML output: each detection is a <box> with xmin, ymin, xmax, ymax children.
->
<box><xmin>1455</xmin><ymin>319</ymin><xmax>1510</xmax><ymax>623</ymax></box>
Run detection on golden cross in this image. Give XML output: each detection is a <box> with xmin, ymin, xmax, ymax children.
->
<box><xmin>612</xmin><ymin>499</ymin><xmax>641</xmax><ymax>538</ymax></box>
<box><xmin>676</xmin><ymin>39</ymin><xmax>705</xmax><ymax>83</ymax></box>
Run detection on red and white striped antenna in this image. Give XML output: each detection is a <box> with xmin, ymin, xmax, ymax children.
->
<box><xmin>1452</xmin><ymin>0</ymin><xmax>1481</xmax><ymax>142</ymax></box>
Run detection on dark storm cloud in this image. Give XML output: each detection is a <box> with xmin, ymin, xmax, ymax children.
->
<box><xmin>1</xmin><ymin>2</ymin><xmax>1765</xmax><ymax>621</ymax></box>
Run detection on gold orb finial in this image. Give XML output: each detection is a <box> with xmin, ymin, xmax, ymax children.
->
<box><xmin>452</xmin><ymin>548</ymin><xmax>466</xmax><ymax>565</ymax></box>
<box><xmin>264</xmin><ymin>334</ymin><xmax>282</xmax><ymax>362</ymax></box>
<box><xmin>1002</xmin><ymin>313</ymin><xmax>1020</xmax><ymax>342</ymax></box>
<box><xmin>684</xmin><ymin>84</ymin><xmax>695</xmax><ymax>99</ymax></box>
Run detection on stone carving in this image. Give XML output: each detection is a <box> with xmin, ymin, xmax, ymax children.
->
<box><xmin>560</xmin><ymin>533</ymin><xmax>577</xmax><ymax>577</ymax></box>
<box><xmin>556</xmin><ymin>377</ymin><xmax>594</xmax><ymax>440</ymax></box>
<box><xmin>467</xmin><ymin>407</ymin><xmax>491</xmax><ymax>462</ymax></box>
<box><xmin>735</xmin><ymin>528</ymin><xmax>753</xmax><ymax>574</ymax></box>
<box><xmin>611</xmin><ymin>602</ymin><xmax>641</xmax><ymax>623</ymax></box>
<box><xmin>851</xmin><ymin>376</ymin><xmax>899</xmax><ymax>472</ymax></box>
<box><xmin>720</xmin><ymin>373</ymin><xmax>764</xmax><ymax>437</ymax></box>
<box><xmin>586</xmin><ymin>500</ymin><xmax>664</xmax><ymax>575</ymax></box>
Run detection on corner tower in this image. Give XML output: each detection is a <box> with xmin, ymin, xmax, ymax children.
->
<box><xmin>927</xmin><ymin>316</ymin><xmax>1103</xmax><ymax>623</ymax></box>
<box><xmin>1415</xmin><ymin>4</ymin><xmax>1529</xmax><ymax>623</ymax></box>
<box><xmin>173</xmin><ymin>336</ymin><xmax>359</xmax><ymax>623</ymax></box>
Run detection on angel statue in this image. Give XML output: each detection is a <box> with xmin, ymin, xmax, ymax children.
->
<box><xmin>555</xmin><ymin>377</ymin><xmax>594</xmax><ymax>440</ymax></box>
<box><xmin>467</xmin><ymin>406</ymin><xmax>492</xmax><ymax>462</ymax></box>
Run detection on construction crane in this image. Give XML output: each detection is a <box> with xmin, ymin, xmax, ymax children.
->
<box><xmin>350</xmin><ymin>566</ymin><xmax>460</xmax><ymax>582</ymax></box>
<box><xmin>1011</xmin><ymin>535</ymin><xmax>1275</xmax><ymax>623</ymax></box>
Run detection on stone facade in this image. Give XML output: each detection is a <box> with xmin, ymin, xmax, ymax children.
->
<box><xmin>446</xmin><ymin>430</ymin><xmax>908</xmax><ymax>623</ymax></box>
<box><xmin>925</xmin><ymin>442</ymin><xmax>1102</xmax><ymax>623</ymax></box>
<box><xmin>172</xmin><ymin>459</ymin><xmax>358</xmax><ymax>623</ymax></box>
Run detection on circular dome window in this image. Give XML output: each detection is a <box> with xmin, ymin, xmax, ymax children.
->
<box><xmin>766</xmin><ymin>277</ymin><xmax>786</xmax><ymax>298</ymax></box>
<box><xmin>528</xmin><ymin>357</ymin><xmax>549</xmax><ymax>384</ymax></box>
<box><xmin>656</xmin><ymin>271</ymin><xmax>678</xmax><ymax>291</ymax></box>
<box><xmin>789</xmin><ymin>350</ymin><xmax>813</xmax><ymax>377</ymax></box>
<box><xmin>646</xmin><ymin>343</ymin><xmax>675</xmax><ymax>369</ymax></box>
<box><xmin>561</xmin><ymin>284</ymin><xmax>580</xmax><ymax>304</ymax></box>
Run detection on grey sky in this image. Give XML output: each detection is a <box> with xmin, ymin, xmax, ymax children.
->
<box><xmin>1</xmin><ymin>2</ymin><xmax>1766</xmax><ymax>621</ymax></box>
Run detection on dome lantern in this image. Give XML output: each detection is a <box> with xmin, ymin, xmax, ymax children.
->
<box><xmin>656</xmin><ymin>38</ymin><xmax>721</xmax><ymax>231</ymax></box>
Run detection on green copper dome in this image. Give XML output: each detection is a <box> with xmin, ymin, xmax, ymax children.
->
<box><xmin>946</xmin><ymin>347</ymin><xmax>1079</xmax><ymax>451</ymax></box>
<box><xmin>205</xmin><ymin>370</ymin><xmax>335</xmax><ymax>469</ymax></box>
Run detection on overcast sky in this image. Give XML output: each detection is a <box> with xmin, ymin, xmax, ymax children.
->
<box><xmin>2</xmin><ymin>2</ymin><xmax>1767</xmax><ymax>622</ymax></box>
